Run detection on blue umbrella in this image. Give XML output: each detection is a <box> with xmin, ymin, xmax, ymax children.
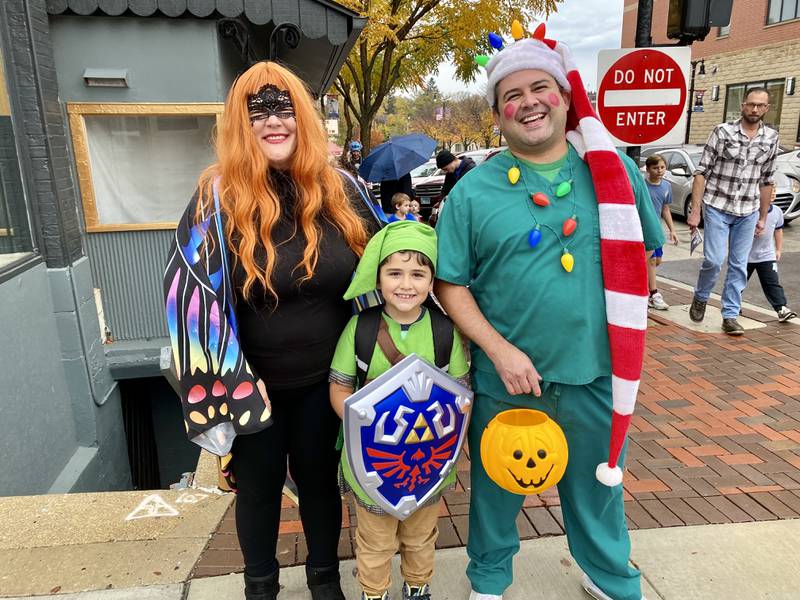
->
<box><xmin>358</xmin><ymin>133</ymin><xmax>437</xmax><ymax>182</ymax></box>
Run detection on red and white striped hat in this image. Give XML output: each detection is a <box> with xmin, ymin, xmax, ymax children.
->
<box><xmin>484</xmin><ymin>25</ymin><xmax>648</xmax><ymax>487</ymax></box>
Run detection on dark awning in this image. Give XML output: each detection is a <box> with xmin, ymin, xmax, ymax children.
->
<box><xmin>46</xmin><ymin>0</ymin><xmax>366</xmax><ymax>95</ymax></box>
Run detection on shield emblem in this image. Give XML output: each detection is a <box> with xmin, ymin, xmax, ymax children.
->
<box><xmin>344</xmin><ymin>353</ymin><xmax>473</xmax><ymax>520</ymax></box>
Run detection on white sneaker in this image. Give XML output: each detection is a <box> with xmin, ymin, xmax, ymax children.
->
<box><xmin>777</xmin><ymin>306</ymin><xmax>797</xmax><ymax>322</ymax></box>
<box><xmin>581</xmin><ymin>573</ymin><xmax>648</xmax><ymax>600</ymax></box>
<box><xmin>647</xmin><ymin>292</ymin><xmax>669</xmax><ymax>310</ymax></box>
<box><xmin>468</xmin><ymin>591</ymin><xmax>502</xmax><ymax>600</ymax></box>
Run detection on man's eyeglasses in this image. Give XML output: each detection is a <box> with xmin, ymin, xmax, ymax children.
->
<box><xmin>250</xmin><ymin>110</ymin><xmax>295</xmax><ymax>124</ymax></box>
<box><xmin>742</xmin><ymin>102</ymin><xmax>768</xmax><ymax>110</ymax></box>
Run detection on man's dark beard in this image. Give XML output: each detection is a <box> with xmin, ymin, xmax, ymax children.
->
<box><xmin>742</xmin><ymin>112</ymin><xmax>762</xmax><ymax>124</ymax></box>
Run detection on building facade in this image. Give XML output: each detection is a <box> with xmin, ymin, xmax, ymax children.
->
<box><xmin>0</xmin><ymin>0</ymin><xmax>364</xmax><ymax>496</ymax></box>
<box><xmin>622</xmin><ymin>0</ymin><xmax>800</xmax><ymax>147</ymax></box>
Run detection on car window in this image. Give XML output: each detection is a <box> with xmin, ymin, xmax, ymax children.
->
<box><xmin>687</xmin><ymin>152</ymin><xmax>703</xmax><ymax>168</ymax></box>
<box><xmin>668</xmin><ymin>153</ymin><xmax>689</xmax><ymax>171</ymax></box>
<box><xmin>410</xmin><ymin>163</ymin><xmax>437</xmax><ymax>177</ymax></box>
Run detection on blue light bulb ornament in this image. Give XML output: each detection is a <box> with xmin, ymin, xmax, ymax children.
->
<box><xmin>528</xmin><ymin>226</ymin><xmax>542</xmax><ymax>248</ymax></box>
<box><xmin>488</xmin><ymin>32</ymin><xmax>504</xmax><ymax>50</ymax></box>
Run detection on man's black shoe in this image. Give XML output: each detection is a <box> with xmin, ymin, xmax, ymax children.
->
<box><xmin>722</xmin><ymin>318</ymin><xmax>745</xmax><ymax>336</ymax></box>
<box><xmin>689</xmin><ymin>297</ymin><xmax>707</xmax><ymax>322</ymax></box>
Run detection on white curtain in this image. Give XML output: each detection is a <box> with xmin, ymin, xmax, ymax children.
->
<box><xmin>85</xmin><ymin>115</ymin><xmax>216</xmax><ymax>225</ymax></box>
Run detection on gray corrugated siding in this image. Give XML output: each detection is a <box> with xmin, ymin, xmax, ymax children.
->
<box><xmin>46</xmin><ymin>0</ymin><xmax>360</xmax><ymax>46</ymax></box>
<box><xmin>87</xmin><ymin>229</ymin><xmax>173</xmax><ymax>341</ymax></box>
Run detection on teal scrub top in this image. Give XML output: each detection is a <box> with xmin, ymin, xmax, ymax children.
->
<box><xmin>435</xmin><ymin>144</ymin><xmax>664</xmax><ymax>388</ymax></box>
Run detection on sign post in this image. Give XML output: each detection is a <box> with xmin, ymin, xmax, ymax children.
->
<box><xmin>596</xmin><ymin>47</ymin><xmax>691</xmax><ymax>147</ymax></box>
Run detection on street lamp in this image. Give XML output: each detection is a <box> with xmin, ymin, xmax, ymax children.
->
<box><xmin>685</xmin><ymin>58</ymin><xmax>705</xmax><ymax>144</ymax></box>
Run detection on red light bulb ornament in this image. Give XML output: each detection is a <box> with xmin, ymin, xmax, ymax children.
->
<box><xmin>532</xmin><ymin>192</ymin><xmax>550</xmax><ymax>207</ymax></box>
<box><xmin>562</xmin><ymin>215</ymin><xmax>577</xmax><ymax>237</ymax></box>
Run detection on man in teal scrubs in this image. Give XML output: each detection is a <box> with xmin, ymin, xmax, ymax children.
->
<box><xmin>434</xmin><ymin>30</ymin><xmax>663</xmax><ymax>600</ymax></box>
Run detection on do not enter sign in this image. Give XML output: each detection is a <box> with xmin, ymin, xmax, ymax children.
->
<box><xmin>596</xmin><ymin>47</ymin><xmax>691</xmax><ymax>147</ymax></box>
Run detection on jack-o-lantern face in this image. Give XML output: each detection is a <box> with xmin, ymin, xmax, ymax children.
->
<box><xmin>479</xmin><ymin>409</ymin><xmax>568</xmax><ymax>495</ymax></box>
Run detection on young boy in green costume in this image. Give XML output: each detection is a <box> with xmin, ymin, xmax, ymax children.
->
<box><xmin>329</xmin><ymin>220</ymin><xmax>470</xmax><ymax>600</ymax></box>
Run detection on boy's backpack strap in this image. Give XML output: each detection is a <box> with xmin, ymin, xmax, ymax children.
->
<box><xmin>354</xmin><ymin>305</ymin><xmax>384</xmax><ymax>389</ymax></box>
<box><xmin>429</xmin><ymin>307</ymin><xmax>454</xmax><ymax>373</ymax></box>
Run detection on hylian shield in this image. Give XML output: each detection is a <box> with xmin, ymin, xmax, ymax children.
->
<box><xmin>344</xmin><ymin>353</ymin><xmax>472</xmax><ymax>520</ymax></box>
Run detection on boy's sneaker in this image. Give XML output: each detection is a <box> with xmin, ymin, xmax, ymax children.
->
<box><xmin>648</xmin><ymin>292</ymin><xmax>669</xmax><ymax>310</ymax></box>
<box><xmin>777</xmin><ymin>306</ymin><xmax>797</xmax><ymax>322</ymax></box>
<box><xmin>403</xmin><ymin>583</ymin><xmax>431</xmax><ymax>600</ymax></box>
<box><xmin>361</xmin><ymin>593</ymin><xmax>389</xmax><ymax>600</ymax></box>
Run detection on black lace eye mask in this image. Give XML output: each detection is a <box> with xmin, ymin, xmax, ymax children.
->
<box><xmin>247</xmin><ymin>84</ymin><xmax>295</xmax><ymax>122</ymax></box>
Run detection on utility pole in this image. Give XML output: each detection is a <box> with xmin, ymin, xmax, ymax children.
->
<box><xmin>626</xmin><ymin>0</ymin><xmax>654</xmax><ymax>165</ymax></box>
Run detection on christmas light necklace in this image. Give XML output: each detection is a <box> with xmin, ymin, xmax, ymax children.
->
<box><xmin>506</xmin><ymin>152</ymin><xmax>578</xmax><ymax>272</ymax></box>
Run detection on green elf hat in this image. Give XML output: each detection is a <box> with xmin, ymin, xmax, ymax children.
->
<box><xmin>343</xmin><ymin>221</ymin><xmax>438</xmax><ymax>301</ymax></box>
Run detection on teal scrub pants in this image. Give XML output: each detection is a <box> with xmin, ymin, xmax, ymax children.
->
<box><xmin>466</xmin><ymin>373</ymin><xmax>641</xmax><ymax>600</ymax></box>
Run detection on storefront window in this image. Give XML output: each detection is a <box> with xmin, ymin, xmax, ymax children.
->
<box><xmin>68</xmin><ymin>105</ymin><xmax>220</xmax><ymax>232</ymax></box>
<box><xmin>0</xmin><ymin>47</ymin><xmax>35</xmax><ymax>270</ymax></box>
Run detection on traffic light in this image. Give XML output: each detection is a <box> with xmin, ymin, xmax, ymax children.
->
<box><xmin>667</xmin><ymin>0</ymin><xmax>733</xmax><ymax>43</ymax></box>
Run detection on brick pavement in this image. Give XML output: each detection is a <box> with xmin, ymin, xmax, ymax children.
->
<box><xmin>192</xmin><ymin>286</ymin><xmax>800</xmax><ymax>578</ymax></box>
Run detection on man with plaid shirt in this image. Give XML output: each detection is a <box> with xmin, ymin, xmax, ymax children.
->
<box><xmin>687</xmin><ymin>87</ymin><xmax>779</xmax><ymax>335</ymax></box>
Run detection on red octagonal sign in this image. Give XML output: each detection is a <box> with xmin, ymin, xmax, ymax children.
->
<box><xmin>597</xmin><ymin>48</ymin><xmax>690</xmax><ymax>146</ymax></box>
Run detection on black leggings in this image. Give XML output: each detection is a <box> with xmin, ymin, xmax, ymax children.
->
<box><xmin>747</xmin><ymin>260</ymin><xmax>787</xmax><ymax>310</ymax></box>
<box><xmin>231</xmin><ymin>380</ymin><xmax>342</xmax><ymax>577</ymax></box>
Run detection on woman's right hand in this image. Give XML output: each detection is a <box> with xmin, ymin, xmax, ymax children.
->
<box><xmin>489</xmin><ymin>341</ymin><xmax>542</xmax><ymax>397</ymax></box>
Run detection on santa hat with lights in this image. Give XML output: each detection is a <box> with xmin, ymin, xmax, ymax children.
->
<box><xmin>475</xmin><ymin>22</ymin><xmax>649</xmax><ymax>487</ymax></box>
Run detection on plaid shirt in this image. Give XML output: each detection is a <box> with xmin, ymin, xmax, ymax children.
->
<box><xmin>694</xmin><ymin>118</ymin><xmax>779</xmax><ymax>216</ymax></box>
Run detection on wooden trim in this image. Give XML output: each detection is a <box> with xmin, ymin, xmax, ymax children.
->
<box><xmin>66</xmin><ymin>102</ymin><xmax>222</xmax><ymax>233</ymax></box>
<box><xmin>69</xmin><ymin>110</ymin><xmax>99</xmax><ymax>229</ymax></box>
<box><xmin>86</xmin><ymin>222</ymin><xmax>178</xmax><ymax>233</ymax></box>
<box><xmin>67</xmin><ymin>103</ymin><xmax>224</xmax><ymax>115</ymax></box>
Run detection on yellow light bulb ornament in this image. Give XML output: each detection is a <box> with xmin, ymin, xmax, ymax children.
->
<box><xmin>511</xmin><ymin>19</ymin><xmax>525</xmax><ymax>41</ymax></box>
<box><xmin>561</xmin><ymin>250</ymin><xmax>574</xmax><ymax>273</ymax></box>
<box><xmin>508</xmin><ymin>166</ymin><xmax>520</xmax><ymax>185</ymax></box>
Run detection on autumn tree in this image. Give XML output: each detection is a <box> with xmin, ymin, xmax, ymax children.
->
<box><xmin>334</xmin><ymin>0</ymin><xmax>560</xmax><ymax>154</ymax></box>
<box><xmin>450</xmin><ymin>93</ymin><xmax>495</xmax><ymax>150</ymax></box>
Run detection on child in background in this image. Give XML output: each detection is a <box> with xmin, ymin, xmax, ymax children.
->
<box><xmin>387</xmin><ymin>192</ymin><xmax>416</xmax><ymax>223</ymax></box>
<box><xmin>410</xmin><ymin>198</ymin><xmax>423</xmax><ymax>222</ymax></box>
<box><xmin>747</xmin><ymin>199</ymin><xmax>796</xmax><ymax>322</ymax></box>
<box><xmin>644</xmin><ymin>154</ymin><xmax>679</xmax><ymax>310</ymax></box>
<box><xmin>329</xmin><ymin>221</ymin><xmax>469</xmax><ymax>600</ymax></box>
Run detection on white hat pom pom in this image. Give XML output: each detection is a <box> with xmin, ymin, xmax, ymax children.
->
<box><xmin>596</xmin><ymin>463</ymin><xmax>623</xmax><ymax>487</ymax></box>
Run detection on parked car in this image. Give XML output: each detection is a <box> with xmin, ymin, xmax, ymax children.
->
<box><xmin>418</xmin><ymin>147</ymin><xmax>507</xmax><ymax>224</ymax></box>
<box><xmin>639</xmin><ymin>145</ymin><xmax>800</xmax><ymax>224</ymax></box>
<box><xmin>777</xmin><ymin>148</ymin><xmax>800</xmax><ymax>180</ymax></box>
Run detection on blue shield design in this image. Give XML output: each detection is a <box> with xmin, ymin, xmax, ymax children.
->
<box><xmin>344</xmin><ymin>354</ymin><xmax>472</xmax><ymax>520</ymax></box>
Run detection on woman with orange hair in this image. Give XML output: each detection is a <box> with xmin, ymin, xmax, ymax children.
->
<box><xmin>164</xmin><ymin>61</ymin><xmax>380</xmax><ymax>600</ymax></box>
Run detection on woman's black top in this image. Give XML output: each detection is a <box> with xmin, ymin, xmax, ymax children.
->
<box><xmin>232</xmin><ymin>170</ymin><xmax>375</xmax><ymax>390</ymax></box>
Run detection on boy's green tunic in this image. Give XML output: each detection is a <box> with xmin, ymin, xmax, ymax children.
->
<box><xmin>331</xmin><ymin>309</ymin><xmax>470</xmax><ymax>512</ymax></box>
<box><xmin>435</xmin><ymin>145</ymin><xmax>664</xmax><ymax>600</ymax></box>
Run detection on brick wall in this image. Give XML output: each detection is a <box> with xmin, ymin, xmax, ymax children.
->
<box><xmin>623</xmin><ymin>0</ymin><xmax>800</xmax><ymax>58</ymax></box>
<box><xmin>0</xmin><ymin>0</ymin><xmax>84</xmax><ymax>268</ymax></box>
<box><xmin>622</xmin><ymin>0</ymin><xmax>800</xmax><ymax>147</ymax></box>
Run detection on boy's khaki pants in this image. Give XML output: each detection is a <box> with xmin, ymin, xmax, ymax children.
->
<box><xmin>355</xmin><ymin>502</ymin><xmax>440</xmax><ymax>596</ymax></box>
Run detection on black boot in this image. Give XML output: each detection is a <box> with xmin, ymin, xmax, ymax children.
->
<box><xmin>244</xmin><ymin>570</ymin><xmax>279</xmax><ymax>600</ymax></box>
<box><xmin>306</xmin><ymin>563</ymin><xmax>345</xmax><ymax>600</ymax></box>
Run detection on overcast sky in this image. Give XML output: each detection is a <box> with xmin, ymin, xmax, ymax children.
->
<box><xmin>434</xmin><ymin>1</ymin><xmax>625</xmax><ymax>96</ymax></box>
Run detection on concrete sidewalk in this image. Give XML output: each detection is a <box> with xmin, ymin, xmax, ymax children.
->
<box><xmin>10</xmin><ymin>520</ymin><xmax>800</xmax><ymax>599</ymax></box>
<box><xmin>2</xmin><ymin>277</ymin><xmax>800</xmax><ymax>600</ymax></box>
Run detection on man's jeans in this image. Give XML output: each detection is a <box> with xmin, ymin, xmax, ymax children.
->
<box><xmin>694</xmin><ymin>204</ymin><xmax>759</xmax><ymax>318</ymax></box>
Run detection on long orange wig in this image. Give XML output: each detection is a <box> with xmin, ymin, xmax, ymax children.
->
<box><xmin>197</xmin><ymin>61</ymin><xmax>368</xmax><ymax>302</ymax></box>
